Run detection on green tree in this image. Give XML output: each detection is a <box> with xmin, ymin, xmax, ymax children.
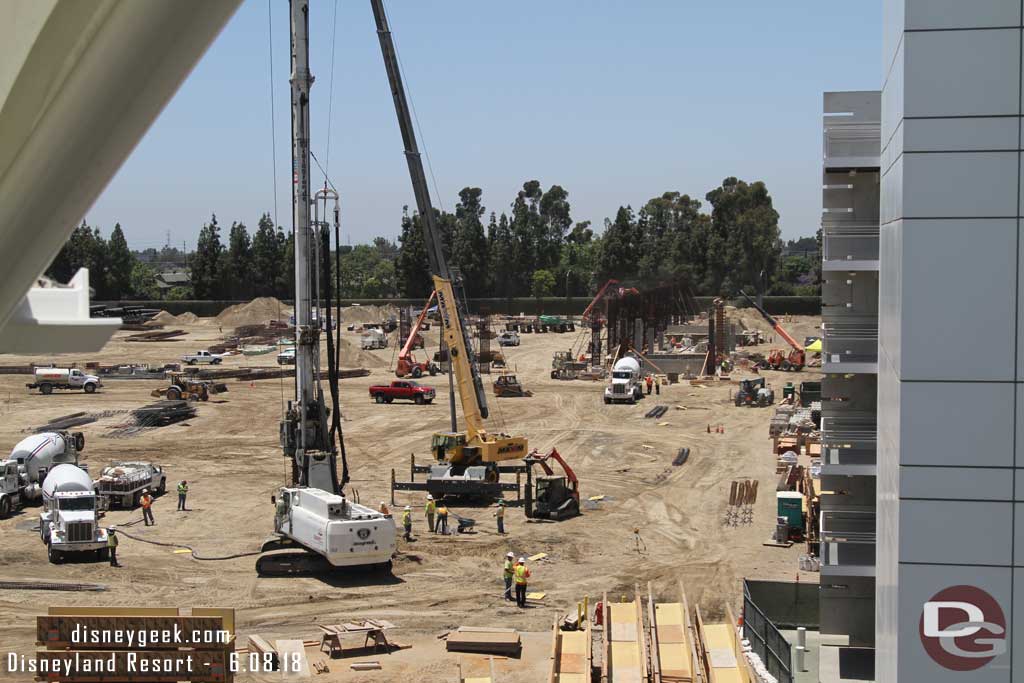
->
<box><xmin>129</xmin><ymin>261</ymin><xmax>160</xmax><ymax>299</ymax></box>
<box><xmin>705</xmin><ymin>177</ymin><xmax>781</xmax><ymax>296</ymax></box>
<box><xmin>596</xmin><ymin>206</ymin><xmax>639</xmax><ymax>282</ymax></box>
<box><xmin>531</xmin><ymin>268</ymin><xmax>556</xmax><ymax>311</ymax></box>
<box><xmin>190</xmin><ymin>214</ymin><xmax>223</xmax><ymax>299</ymax></box>
<box><xmin>488</xmin><ymin>212</ymin><xmax>515</xmax><ymax>299</ymax></box>
<box><xmin>252</xmin><ymin>213</ymin><xmax>282</xmax><ymax>297</ymax></box>
<box><xmin>226</xmin><ymin>221</ymin><xmax>254</xmax><ymax>299</ymax></box>
<box><xmin>277</xmin><ymin>228</ymin><xmax>294</xmax><ymax>299</ymax></box>
<box><xmin>395</xmin><ymin>207</ymin><xmax>432</xmax><ymax>298</ymax></box>
<box><xmin>105</xmin><ymin>223</ymin><xmax>133</xmax><ymax>299</ymax></box>
<box><xmin>451</xmin><ymin>187</ymin><xmax>488</xmax><ymax>297</ymax></box>
<box><xmin>165</xmin><ymin>285</ymin><xmax>193</xmax><ymax>301</ymax></box>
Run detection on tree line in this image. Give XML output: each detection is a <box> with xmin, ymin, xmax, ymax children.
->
<box><xmin>46</xmin><ymin>177</ymin><xmax>819</xmax><ymax>302</ymax></box>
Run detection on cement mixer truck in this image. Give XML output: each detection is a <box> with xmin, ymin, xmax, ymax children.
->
<box><xmin>604</xmin><ymin>356</ymin><xmax>644</xmax><ymax>404</ymax></box>
<box><xmin>0</xmin><ymin>431</ymin><xmax>85</xmax><ymax>517</ymax></box>
<box><xmin>39</xmin><ymin>464</ymin><xmax>109</xmax><ymax>563</ymax></box>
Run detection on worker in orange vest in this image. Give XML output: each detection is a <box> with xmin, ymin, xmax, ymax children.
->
<box><xmin>140</xmin><ymin>489</ymin><xmax>155</xmax><ymax>526</ymax></box>
<box><xmin>514</xmin><ymin>557</ymin><xmax>531</xmax><ymax>608</ymax></box>
<box><xmin>645</xmin><ymin>375</ymin><xmax>653</xmax><ymax>395</ymax></box>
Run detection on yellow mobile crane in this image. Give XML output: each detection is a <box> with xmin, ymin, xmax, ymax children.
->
<box><xmin>372</xmin><ymin>1</ymin><xmax>527</xmax><ymax>498</ymax></box>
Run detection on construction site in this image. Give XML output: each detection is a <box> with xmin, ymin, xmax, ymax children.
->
<box><xmin>0</xmin><ymin>290</ymin><xmax>826</xmax><ymax>682</ymax></box>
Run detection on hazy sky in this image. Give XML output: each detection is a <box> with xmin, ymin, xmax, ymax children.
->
<box><xmin>86</xmin><ymin>0</ymin><xmax>881</xmax><ymax>251</ymax></box>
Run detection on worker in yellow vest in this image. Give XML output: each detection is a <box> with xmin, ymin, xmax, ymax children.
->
<box><xmin>502</xmin><ymin>551</ymin><xmax>515</xmax><ymax>601</ymax></box>
<box><xmin>436</xmin><ymin>503</ymin><xmax>449</xmax><ymax>535</ymax></box>
<box><xmin>107</xmin><ymin>528</ymin><xmax>120</xmax><ymax>567</ymax></box>
<box><xmin>514</xmin><ymin>557</ymin><xmax>531</xmax><ymax>608</ymax></box>
<box><xmin>402</xmin><ymin>505</ymin><xmax>412</xmax><ymax>541</ymax></box>
<box><xmin>425</xmin><ymin>494</ymin><xmax>436</xmax><ymax>533</ymax></box>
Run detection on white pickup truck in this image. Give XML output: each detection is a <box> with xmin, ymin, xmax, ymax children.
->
<box><xmin>181</xmin><ymin>350</ymin><xmax>224</xmax><ymax>365</ymax></box>
<box><xmin>27</xmin><ymin>368</ymin><xmax>102</xmax><ymax>394</ymax></box>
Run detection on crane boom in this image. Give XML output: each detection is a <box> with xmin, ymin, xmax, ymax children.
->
<box><xmin>398</xmin><ymin>291</ymin><xmax>436</xmax><ymax>362</ymax></box>
<box><xmin>739</xmin><ymin>290</ymin><xmax>803</xmax><ymax>352</ymax></box>
<box><xmin>371</xmin><ymin>0</ymin><xmax>492</xmax><ymax>438</ymax></box>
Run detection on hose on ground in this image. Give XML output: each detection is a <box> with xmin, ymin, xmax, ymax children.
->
<box><xmin>113</xmin><ymin>528</ymin><xmax>263</xmax><ymax>561</ymax></box>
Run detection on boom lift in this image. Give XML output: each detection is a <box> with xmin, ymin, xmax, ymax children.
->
<box><xmin>396</xmin><ymin>291</ymin><xmax>439</xmax><ymax>378</ymax></box>
<box><xmin>372</xmin><ymin>0</ymin><xmax>529</xmax><ymax>498</ymax></box>
<box><xmin>256</xmin><ymin>0</ymin><xmax>396</xmax><ymax>576</ymax></box>
<box><xmin>739</xmin><ymin>291</ymin><xmax>806</xmax><ymax>371</ymax></box>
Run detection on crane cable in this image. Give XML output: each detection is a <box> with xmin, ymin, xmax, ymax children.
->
<box><xmin>385</xmin><ymin>0</ymin><xmax>446</xmax><ymax>214</ymax></box>
<box><xmin>267</xmin><ymin>0</ymin><xmax>279</xmax><ymax>227</ymax></box>
<box><xmin>324</xmin><ymin>0</ymin><xmax>339</xmax><ymax>178</ymax></box>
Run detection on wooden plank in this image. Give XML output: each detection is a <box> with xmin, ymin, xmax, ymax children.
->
<box><xmin>648</xmin><ymin>582</ymin><xmax>662</xmax><ymax>683</ymax></box>
<box><xmin>447</xmin><ymin>630</ymin><xmax>521</xmax><ymax>656</ymax></box>
<box><xmin>601</xmin><ymin>592</ymin><xmax>609</xmax><ymax>683</ymax></box>
<box><xmin>549</xmin><ymin>616</ymin><xmax>560</xmax><ymax>683</ymax></box>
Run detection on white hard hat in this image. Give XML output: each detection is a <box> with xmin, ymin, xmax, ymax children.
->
<box><xmin>380</xmin><ymin>501</ymin><xmax>386</xmax><ymax>505</ymax></box>
<box><xmin>427</xmin><ymin>494</ymin><xmax>433</xmax><ymax>500</ymax></box>
<box><xmin>518</xmin><ymin>556</ymin><xmax>526</xmax><ymax>563</ymax></box>
<box><xmin>404</xmin><ymin>505</ymin><xmax>411</xmax><ymax>510</ymax></box>
<box><xmin>506</xmin><ymin>551</ymin><xmax>514</xmax><ymax>558</ymax></box>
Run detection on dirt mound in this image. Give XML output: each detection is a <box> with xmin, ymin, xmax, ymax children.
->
<box><xmin>177</xmin><ymin>312</ymin><xmax>199</xmax><ymax>324</ymax></box>
<box><xmin>150</xmin><ymin>310</ymin><xmax>179</xmax><ymax>325</ymax></box>
<box><xmin>215</xmin><ymin>297</ymin><xmax>293</xmax><ymax>328</ymax></box>
<box><xmin>338</xmin><ymin>335</ymin><xmax>390</xmax><ymax>369</ymax></box>
<box><xmin>339</xmin><ymin>304</ymin><xmax>398</xmax><ymax>325</ymax></box>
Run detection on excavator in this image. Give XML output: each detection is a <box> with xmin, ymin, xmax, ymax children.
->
<box><xmin>739</xmin><ymin>291</ymin><xmax>806</xmax><ymax>371</ymax></box>
<box><xmin>395</xmin><ymin>291</ymin><xmax>439</xmax><ymax>378</ymax></box>
<box><xmin>373</xmin><ymin>0</ymin><xmax>530</xmax><ymax>499</ymax></box>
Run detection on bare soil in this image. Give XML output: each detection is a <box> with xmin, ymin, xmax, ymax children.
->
<box><xmin>0</xmin><ymin>315</ymin><xmax>819</xmax><ymax>682</ymax></box>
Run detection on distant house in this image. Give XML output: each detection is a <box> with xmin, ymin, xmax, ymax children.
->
<box><xmin>155</xmin><ymin>270</ymin><xmax>190</xmax><ymax>291</ymax></box>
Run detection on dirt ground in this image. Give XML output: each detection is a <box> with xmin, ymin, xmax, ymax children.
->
<box><xmin>0</xmin><ymin>314</ymin><xmax>820</xmax><ymax>682</ymax></box>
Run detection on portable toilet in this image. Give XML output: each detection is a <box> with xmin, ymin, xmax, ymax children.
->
<box><xmin>776</xmin><ymin>491</ymin><xmax>804</xmax><ymax>532</ymax></box>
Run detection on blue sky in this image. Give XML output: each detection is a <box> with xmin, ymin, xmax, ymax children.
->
<box><xmin>86</xmin><ymin>0</ymin><xmax>881</xmax><ymax>251</ymax></box>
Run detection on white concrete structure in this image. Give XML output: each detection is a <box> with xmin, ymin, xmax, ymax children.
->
<box><xmin>878</xmin><ymin>1</ymin><xmax>1022</xmax><ymax>681</ymax></box>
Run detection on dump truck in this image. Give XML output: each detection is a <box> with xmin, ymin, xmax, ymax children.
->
<box><xmin>94</xmin><ymin>461</ymin><xmax>167</xmax><ymax>508</ymax></box>
<box><xmin>39</xmin><ymin>464</ymin><xmax>109</xmax><ymax>563</ymax></box>
<box><xmin>26</xmin><ymin>367</ymin><xmax>102</xmax><ymax>395</ymax></box>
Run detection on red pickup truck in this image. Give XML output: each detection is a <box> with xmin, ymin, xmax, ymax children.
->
<box><xmin>369</xmin><ymin>380</ymin><xmax>436</xmax><ymax>405</ymax></box>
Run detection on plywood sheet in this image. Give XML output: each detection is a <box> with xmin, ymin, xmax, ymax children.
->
<box><xmin>275</xmin><ymin>639</ymin><xmax>311</xmax><ymax>680</ymax></box>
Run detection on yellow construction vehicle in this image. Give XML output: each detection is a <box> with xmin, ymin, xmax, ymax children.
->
<box><xmin>374</xmin><ymin>7</ymin><xmax>527</xmax><ymax>496</ymax></box>
<box><xmin>150</xmin><ymin>372</ymin><xmax>224</xmax><ymax>402</ymax></box>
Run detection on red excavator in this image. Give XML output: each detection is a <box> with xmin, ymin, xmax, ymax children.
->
<box><xmin>522</xmin><ymin>448</ymin><xmax>580</xmax><ymax>520</ymax></box>
<box><xmin>740</xmin><ymin>291</ymin><xmax>805</xmax><ymax>371</ymax></box>
<box><xmin>396</xmin><ymin>291</ymin><xmax>439</xmax><ymax>378</ymax></box>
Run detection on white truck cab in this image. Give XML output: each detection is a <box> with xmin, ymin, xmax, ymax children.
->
<box><xmin>604</xmin><ymin>356</ymin><xmax>643</xmax><ymax>404</ymax></box>
<box><xmin>40</xmin><ymin>464</ymin><xmax>108</xmax><ymax>563</ymax></box>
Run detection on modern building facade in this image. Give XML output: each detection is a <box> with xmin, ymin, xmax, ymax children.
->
<box><xmin>877</xmin><ymin>0</ymin><xmax>1023</xmax><ymax>681</ymax></box>
<box><xmin>819</xmin><ymin>90</ymin><xmax>880</xmax><ymax>675</ymax></box>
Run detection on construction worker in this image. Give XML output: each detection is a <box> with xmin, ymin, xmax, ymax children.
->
<box><xmin>655</xmin><ymin>378</ymin><xmax>660</xmax><ymax>395</ymax></box>
<box><xmin>493</xmin><ymin>500</ymin><xmax>506</xmax><ymax>535</ymax></box>
<box><xmin>436</xmin><ymin>502</ymin><xmax>449</xmax><ymax>535</ymax></box>
<box><xmin>645</xmin><ymin>374</ymin><xmax>653</xmax><ymax>395</ymax></box>
<box><xmin>503</xmin><ymin>551</ymin><xmax>515</xmax><ymax>601</ymax></box>
<box><xmin>107</xmin><ymin>528</ymin><xmax>119</xmax><ymax>567</ymax></box>
<box><xmin>140</xmin><ymin>489</ymin><xmax>155</xmax><ymax>526</ymax></box>
<box><xmin>177</xmin><ymin>480</ymin><xmax>188</xmax><ymax>511</ymax></box>
<box><xmin>273</xmin><ymin>494</ymin><xmax>288</xmax><ymax>532</ymax></box>
<box><xmin>379</xmin><ymin>501</ymin><xmax>390</xmax><ymax>516</ymax></box>
<box><xmin>425</xmin><ymin>494</ymin><xmax>436</xmax><ymax>533</ymax></box>
<box><xmin>514</xmin><ymin>556</ymin><xmax>531</xmax><ymax>608</ymax></box>
<box><xmin>402</xmin><ymin>505</ymin><xmax>412</xmax><ymax>541</ymax></box>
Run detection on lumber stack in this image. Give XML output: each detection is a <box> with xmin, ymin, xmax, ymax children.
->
<box><xmin>445</xmin><ymin>627</ymin><xmax>521</xmax><ymax>656</ymax></box>
<box><xmin>549</xmin><ymin>615</ymin><xmax>591</xmax><ymax>683</ymax></box>
<box><xmin>124</xmin><ymin>329</ymin><xmax>186</xmax><ymax>342</ymax></box>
